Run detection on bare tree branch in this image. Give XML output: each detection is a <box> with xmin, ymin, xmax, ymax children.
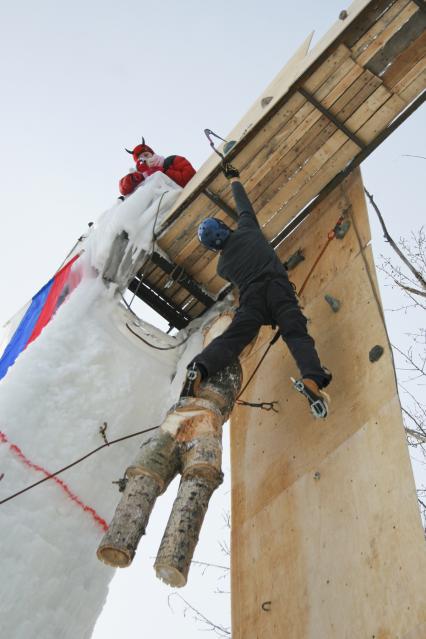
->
<box><xmin>191</xmin><ymin>560</ymin><xmax>230</xmax><ymax>571</ymax></box>
<box><xmin>395</xmin><ymin>282</ymin><xmax>426</xmax><ymax>298</ymax></box>
<box><xmin>402</xmin><ymin>154</ymin><xmax>426</xmax><ymax>160</ymax></box>
<box><xmin>168</xmin><ymin>593</ymin><xmax>231</xmax><ymax>637</ymax></box>
<box><xmin>365</xmin><ymin>188</ymin><xmax>426</xmax><ymax>291</ymax></box>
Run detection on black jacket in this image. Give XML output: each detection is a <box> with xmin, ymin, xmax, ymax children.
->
<box><xmin>217</xmin><ymin>182</ymin><xmax>288</xmax><ymax>295</ymax></box>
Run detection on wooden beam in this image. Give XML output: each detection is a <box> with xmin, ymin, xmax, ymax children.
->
<box><xmin>127</xmin><ymin>278</ymin><xmax>191</xmax><ymax>329</ymax></box>
<box><xmin>149</xmin><ymin>252</ymin><xmax>215</xmax><ymax>308</ymax></box>
<box><xmin>297</xmin><ymin>86</ymin><xmax>367</xmax><ymax>148</ymax></box>
<box><xmin>202</xmin><ymin>189</ymin><xmax>239</xmax><ymax>222</ymax></box>
<box><xmin>271</xmin><ymin>88</ymin><xmax>425</xmax><ymax>247</ymax></box>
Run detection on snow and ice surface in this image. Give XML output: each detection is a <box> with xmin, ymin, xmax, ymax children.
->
<box><xmin>0</xmin><ymin>174</ymin><xmax>212</xmax><ymax>639</ymax></box>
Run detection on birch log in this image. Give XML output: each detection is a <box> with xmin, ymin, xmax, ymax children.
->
<box><xmin>154</xmin><ymin>473</ymin><xmax>222</xmax><ymax>587</ymax></box>
<box><xmin>155</xmin><ymin>359</ymin><xmax>242</xmax><ymax>586</ymax></box>
<box><xmin>197</xmin><ymin>360</ymin><xmax>243</xmax><ymax>419</ymax></box>
<box><xmin>97</xmin><ymin>474</ymin><xmax>161</xmax><ymax>567</ymax></box>
<box><xmin>97</xmin><ymin>430</ymin><xmax>179</xmax><ymax>567</ymax></box>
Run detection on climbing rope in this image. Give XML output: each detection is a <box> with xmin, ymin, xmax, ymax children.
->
<box><xmin>0</xmin><ymin>431</ymin><xmax>108</xmax><ymax>530</ymax></box>
<box><xmin>0</xmin><ymin>424</ymin><xmax>161</xmax><ymax>507</ymax></box>
<box><xmin>236</xmin><ymin>214</ymin><xmax>346</xmax><ymax>404</ymax></box>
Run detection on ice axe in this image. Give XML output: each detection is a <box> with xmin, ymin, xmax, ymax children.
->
<box><xmin>204</xmin><ymin>129</ymin><xmax>236</xmax><ymax>159</ymax></box>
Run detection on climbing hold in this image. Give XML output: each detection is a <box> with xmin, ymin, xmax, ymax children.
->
<box><xmin>223</xmin><ymin>140</ymin><xmax>237</xmax><ymax>155</ymax></box>
<box><xmin>334</xmin><ymin>219</ymin><xmax>351</xmax><ymax>239</ymax></box>
<box><xmin>284</xmin><ymin>249</ymin><xmax>305</xmax><ymax>271</ymax></box>
<box><xmin>314</xmin><ymin>471</ymin><xmax>321</xmax><ymax>481</ymax></box>
<box><xmin>261</xmin><ymin>601</ymin><xmax>272</xmax><ymax>611</ymax></box>
<box><xmin>324</xmin><ymin>294</ymin><xmax>341</xmax><ymax>313</ymax></box>
<box><xmin>339</xmin><ymin>10</ymin><xmax>348</xmax><ymax>20</ymax></box>
<box><xmin>261</xmin><ymin>96</ymin><xmax>273</xmax><ymax>108</ymax></box>
<box><xmin>369</xmin><ymin>345</ymin><xmax>384</xmax><ymax>362</ymax></box>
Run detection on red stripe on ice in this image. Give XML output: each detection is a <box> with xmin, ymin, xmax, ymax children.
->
<box><xmin>0</xmin><ymin>431</ymin><xmax>108</xmax><ymax>532</ymax></box>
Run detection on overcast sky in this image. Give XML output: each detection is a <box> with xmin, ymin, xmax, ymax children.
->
<box><xmin>1</xmin><ymin>1</ymin><xmax>424</xmax><ymax>637</ymax></box>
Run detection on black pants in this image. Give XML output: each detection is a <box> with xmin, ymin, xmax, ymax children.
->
<box><xmin>191</xmin><ymin>276</ymin><xmax>328</xmax><ymax>388</ymax></box>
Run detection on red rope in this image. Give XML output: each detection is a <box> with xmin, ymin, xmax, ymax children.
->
<box><xmin>0</xmin><ymin>431</ymin><xmax>108</xmax><ymax>532</ymax></box>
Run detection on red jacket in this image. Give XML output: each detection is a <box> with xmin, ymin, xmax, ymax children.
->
<box><xmin>162</xmin><ymin>155</ymin><xmax>196</xmax><ymax>188</ymax></box>
<box><xmin>119</xmin><ymin>155</ymin><xmax>195</xmax><ymax>196</ymax></box>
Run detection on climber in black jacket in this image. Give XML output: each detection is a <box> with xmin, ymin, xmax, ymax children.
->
<box><xmin>180</xmin><ymin>162</ymin><xmax>332</xmax><ymax>418</ymax></box>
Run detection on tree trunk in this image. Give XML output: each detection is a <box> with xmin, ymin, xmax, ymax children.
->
<box><xmin>97</xmin><ymin>429</ymin><xmax>180</xmax><ymax>567</ymax></box>
<box><xmin>97</xmin><ymin>474</ymin><xmax>161</xmax><ymax>568</ymax></box>
<box><xmin>127</xmin><ymin>430</ymin><xmax>180</xmax><ymax>491</ymax></box>
<box><xmin>154</xmin><ymin>474</ymin><xmax>222</xmax><ymax>587</ymax></box>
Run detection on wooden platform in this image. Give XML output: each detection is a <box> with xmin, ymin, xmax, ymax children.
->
<box><xmin>129</xmin><ymin>0</ymin><xmax>426</xmax><ymax>328</ymax></box>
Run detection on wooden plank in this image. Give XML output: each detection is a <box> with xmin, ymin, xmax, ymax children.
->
<box><xmin>237</xmin><ymin>63</ymin><xmax>367</xmax><ymax>212</ymax></box>
<box><xmin>398</xmin><ymin>65</ymin><xmax>426</xmax><ymax>102</ymax></box>
<box><xmin>161</xmin><ymin>55</ymin><xmax>366</xmax><ymax>262</ymax></box>
<box><xmin>274</xmin><ymin>168</ymin><xmax>372</xmax><ymax>293</ymax></box>
<box><xmin>185</xmin><ymin>74</ymin><xmax>386</xmax><ymax>284</ymax></box>
<box><xmin>146</xmin><ymin>267</ymin><xmax>170</xmax><ymax>289</ymax></box>
<box><xmin>188</xmin><ymin>251</ymin><xmax>223</xmax><ymax>291</ymax></box>
<box><xmin>366</xmin><ymin>9</ymin><xmax>426</xmax><ymax>75</ymax></box>
<box><xmin>155</xmin><ymin>0</ymin><xmax>425</xmax><ymax>313</ymax></box>
<box><xmin>158</xmin><ymin>0</ymin><xmax>373</xmax><ymax>231</ymax></box>
<box><xmin>158</xmin><ymin>183</ymin><xmax>231</xmax><ymax>253</ymax></box>
<box><xmin>394</xmin><ymin>56</ymin><xmax>426</xmax><ymax>94</ymax></box>
<box><xmin>355</xmin><ymin>2</ymin><xmax>419</xmax><ymax>66</ymax></box>
<box><xmin>382</xmin><ymin>29</ymin><xmax>426</xmax><ymax>89</ymax></box>
<box><xmin>257</xmin><ymin>88</ymin><xmax>400</xmax><ymax>239</ymax></box>
<box><xmin>329</xmin><ymin>68</ymin><xmax>383</xmax><ymax>119</ymax></box>
<box><xmin>302</xmin><ymin>44</ymin><xmax>353</xmax><ymax>93</ymax></box>
<box><xmin>343</xmin><ymin>83</ymin><xmax>393</xmax><ymax>130</ymax></box>
<box><xmin>230</xmin><ymin>171</ymin><xmax>426</xmax><ymax>637</ymax></box>
<box><xmin>355</xmin><ymin>92</ymin><xmax>407</xmax><ymax>143</ymax></box>
<box><xmin>159</xmin><ymin>4</ymin><xmax>421</xmax><ymax>258</ymax></box>
<box><xmin>349</xmin><ymin>0</ymin><xmax>412</xmax><ymax>58</ymax></box>
<box><xmin>159</xmin><ymin>56</ymin><xmax>355</xmax><ymax>260</ymax></box>
<box><xmin>343</xmin><ymin>0</ymin><xmax>402</xmax><ymax>48</ymax></box>
<box><xmin>185</xmin><ymin>300</ymin><xmax>207</xmax><ymax>318</ymax></box>
<box><xmin>252</xmin><ymin>91</ymin><xmax>383</xmax><ymax>227</ymax></box>
<box><xmin>249</xmin><ymin>69</ymin><xmax>379</xmax><ymax>207</ymax></box>
<box><xmin>260</xmin><ymin>136</ymin><xmax>359</xmax><ymax>239</ymax></box>
<box><xmin>176</xmin><ymin>80</ymin><xmax>408</xmax><ymax>289</ymax></box>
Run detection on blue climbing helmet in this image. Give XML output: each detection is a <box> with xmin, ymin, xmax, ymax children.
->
<box><xmin>197</xmin><ymin>217</ymin><xmax>231</xmax><ymax>251</ymax></box>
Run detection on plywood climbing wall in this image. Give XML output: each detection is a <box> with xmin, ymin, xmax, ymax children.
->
<box><xmin>230</xmin><ymin>169</ymin><xmax>426</xmax><ymax>638</ymax></box>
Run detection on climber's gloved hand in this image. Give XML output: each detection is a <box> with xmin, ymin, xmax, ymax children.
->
<box><xmin>221</xmin><ymin>161</ymin><xmax>240</xmax><ymax>180</ymax></box>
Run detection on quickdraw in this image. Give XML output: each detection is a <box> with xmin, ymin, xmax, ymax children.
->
<box><xmin>236</xmin><ymin>400</ymin><xmax>279</xmax><ymax>413</ymax></box>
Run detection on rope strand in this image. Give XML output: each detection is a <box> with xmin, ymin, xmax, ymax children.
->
<box><xmin>0</xmin><ymin>424</ymin><xmax>160</xmax><ymax>506</ymax></box>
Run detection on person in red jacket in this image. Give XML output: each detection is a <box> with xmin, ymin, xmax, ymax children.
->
<box><xmin>119</xmin><ymin>139</ymin><xmax>196</xmax><ymax>196</ymax></box>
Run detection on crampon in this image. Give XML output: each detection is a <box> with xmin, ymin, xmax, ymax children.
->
<box><xmin>291</xmin><ymin>377</ymin><xmax>330</xmax><ymax>419</ymax></box>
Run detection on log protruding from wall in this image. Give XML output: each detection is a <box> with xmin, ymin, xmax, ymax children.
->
<box><xmin>96</xmin><ymin>352</ymin><xmax>242</xmax><ymax>587</ymax></box>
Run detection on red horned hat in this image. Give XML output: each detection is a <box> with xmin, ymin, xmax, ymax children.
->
<box><xmin>125</xmin><ymin>137</ymin><xmax>154</xmax><ymax>162</ymax></box>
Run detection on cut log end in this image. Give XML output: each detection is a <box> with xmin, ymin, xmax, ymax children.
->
<box><xmin>155</xmin><ymin>563</ymin><xmax>187</xmax><ymax>588</ymax></box>
<box><xmin>96</xmin><ymin>474</ymin><xmax>161</xmax><ymax>569</ymax></box>
<box><xmin>154</xmin><ymin>476</ymin><xmax>218</xmax><ymax>587</ymax></box>
<box><xmin>97</xmin><ymin>545</ymin><xmax>133</xmax><ymax>568</ymax></box>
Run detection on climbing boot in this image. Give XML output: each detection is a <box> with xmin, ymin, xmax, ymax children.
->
<box><xmin>291</xmin><ymin>377</ymin><xmax>330</xmax><ymax>419</ymax></box>
<box><xmin>321</xmin><ymin>367</ymin><xmax>333</xmax><ymax>388</ymax></box>
<box><xmin>180</xmin><ymin>363</ymin><xmax>203</xmax><ymax>399</ymax></box>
